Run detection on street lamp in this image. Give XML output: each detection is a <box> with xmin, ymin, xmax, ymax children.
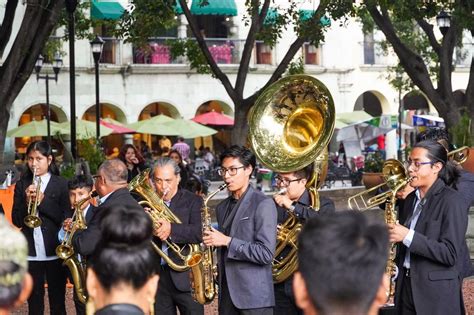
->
<box><xmin>90</xmin><ymin>35</ymin><xmax>104</xmax><ymax>139</ymax></box>
<box><xmin>35</xmin><ymin>53</ymin><xmax>63</xmax><ymax>144</ymax></box>
<box><xmin>396</xmin><ymin>71</ymin><xmax>403</xmax><ymax>161</ymax></box>
<box><xmin>436</xmin><ymin>10</ymin><xmax>451</xmax><ymax>36</ymax></box>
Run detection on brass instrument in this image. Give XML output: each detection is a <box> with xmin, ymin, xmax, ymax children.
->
<box><xmin>24</xmin><ymin>169</ymin><xmax>43</xmax><ymax>228</ymax></box>
<box><xmin>448</xmin><ymin>146</ymin><xmax>469</xmax><ymax>164</ymax></box>
<box><xmin>56</xmin><ymin>191</ymin><xmax>97</xmax><ymax>304</ymax></box>
<box><xmin>191</xmin><ymin>183</ymin><xmax>228</xmax><ymax>305</ymax></box>
<box><xmin>348</xmin><ymin>159</ymin><xmax>412</xmax><ymax>304</ymax></box>
<box><xmin>128</xmin><ymin>169</ymin><xmax>202</xmax><ymax>272</ymax></box>
<box><xmin>248</xmin><ymin>75</ymin><xmax>335</xmax><ymax>283</ymax></box>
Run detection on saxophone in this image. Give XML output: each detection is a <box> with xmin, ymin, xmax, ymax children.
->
<box><xmin>191</xmin><ymin>183</ymin><xmax>228</xmax><ymax>305</ymax></box>
<box><xmin>56</xmin><ymin>191</ymin><xmax>97</xmax><ymax>304</ymax></box>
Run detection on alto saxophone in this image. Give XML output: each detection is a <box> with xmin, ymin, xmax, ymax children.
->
<box><xmin>191</xmin><ymin>183</ymin><xmax>228</xmax><ymax>305</ymax></box>
<box><xmin>56</xmin><ymin>191</ymin><xmax>97</xmax><ymax>304</ymax></box>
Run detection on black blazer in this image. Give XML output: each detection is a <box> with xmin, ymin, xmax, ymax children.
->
<box><xmin>72</xmin><ymin>188</ymin><xmax>142</xmax><ymax>256</ymax></box>
<box><xmin>394</xmin><ymin>179</ymin><xmax>467</xmax><ymax>315</ymax></box>
<box><xmin>12</xmin><ymin>174</ymin><xmax>70</xmax><ymax>257</ymax></box>
<box><xmin>156</xmin><ymin>189</ymin><xmax>203</xmax><ymax>292</ymax></box>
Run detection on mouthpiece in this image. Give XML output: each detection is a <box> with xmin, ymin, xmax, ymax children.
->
<box><xmin>276</xmin><ymin>188</ymin><xmax>287</xmax><ymax>195</ymax></box>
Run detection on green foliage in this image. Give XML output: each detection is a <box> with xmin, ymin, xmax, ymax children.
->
<box><xmin>450</xmin><ymin>113</ymin><xmax>473</xmax><ymax>147</ymax></box>
<box><xmin>60</xmin><ymin>164</ymin><xmax>76</xmax><ymax>180</ymax></box>
<box><xmin>286</xmin><ymin>56</ymin><xmax>304</xmax><ymax>76</ymax></box>
<box><xmin>167</xmin><ymin>39</ymin><xmax>212</xmax><ymax>75</ymax></box>
<box><xmin>363</xmin><ymin>152</ymin><xmax>385</xmax><ymax>173</ymax></box>
<box><xmin>77</xmin><ymin>139</ymin><xmax>106</xmax><ymax>175</ymax></box>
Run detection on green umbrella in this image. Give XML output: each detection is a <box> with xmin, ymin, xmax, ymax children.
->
<box><xmin>7</xmin><ymin>120</ymin><xmax>69</xmax><ymax>137</ymax></box>
<box><xmin>335</xmin><ymin>111</ymin><xmax>373</xmax><ymax>126</ymax></box>
<box><xmin>58</xmin><ymin>119</ymin><xmax>114</xmax><ymax>139</ymax></box>
<box><xmin>162</xmin><ymin>119</ymin><xmax>217</xmax><ymax>138</ymax></box>
<box><xmin>128</xmin><ymin>115</ymin><xmax>176</xmax><ymax>135</ymax></box>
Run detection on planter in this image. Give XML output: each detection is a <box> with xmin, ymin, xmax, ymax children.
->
<box><xmin>362</xmin><ymin>172</ymin><xmax>384</xmax><ymax>190</ymax></box>
<box><xmin>461</xmin><ymin>148</ymin><xmax>474</xmax><ymax>173</ymax></box>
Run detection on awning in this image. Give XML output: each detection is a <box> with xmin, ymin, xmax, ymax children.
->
<box><xmin>299</xmin><ymin>10</ymin><xmax>331</xmax><ymax>26</ymax></box>
<box><xmin>175</xmin><ymin>1</ymin><xmax>183</xmax><ymax>14</ymax></box>
<box><xmin>190</xmin><ymin>0</ymin><xmax>237</xmax><ymax>16</ymax></box>
<box><xmin>91</xmin><ymin>1</ymin><xmax>125</xmax><ymax>20</ymax></box>
<box><xmin>263</xmin><ymin>8</ymin><xmax>279</xmax><ymax>25</ymax></box>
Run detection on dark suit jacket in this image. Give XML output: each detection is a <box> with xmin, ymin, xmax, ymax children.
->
<box><xmin>12</xmin><ymin>174</ymin><xmax>70</xmax><ymax>257</ymax></box>
<box><xmin>394</xmin><ymin>179</ymin><xmax>467</xmax><ymax>315</ymax></box>
<box><xmin>157</xmin><ymin>189</ymin><xmax>203</xmax><ymax>292</ymax></box>
<box><xmin>72</xmin><ymin>187</ymin><xmax>142</xmax><ymax>256</ymax></box>
<box><xmin>216</xmin><ymin>185</ymin><xmax>277</xmax><ymax>309</ymax></box>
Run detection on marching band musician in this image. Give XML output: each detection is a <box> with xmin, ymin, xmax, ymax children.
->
<box><xmin>12</xmin><ymin>140</ymin><xmax>70</xmax><ymax>314</ymax></box>
<box><xmin>388</xmin><ymin>140</ymin><xmax>467</xmax><ymax>314</ymax></box>
<box><xmin>72</xmin><ymin>159</ymin><xmax>142</xmax><ymax>257</ymax></box>
<box><xmin>150</xmin><ymin>157</ymin><xmax>204</xmax><ymax>315</ymax></box>
<box><xmin>203</xmin><ymin>145</ymin><xmax>277</xmax><ymax>315</ymax></box>
<box><xmin>273</xmin><ymin>164</ymin><xmax>335</xmax><ymax>315</ymax></box>
<box><xmin>58</xmin><ymin>175</ymin><xmax>97</xmax><ymax>315</ymax></box>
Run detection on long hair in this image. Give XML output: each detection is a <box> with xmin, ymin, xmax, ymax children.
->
<box><xmin>118</xmin><ymin>144</ymin><xmax>145</xmax><ymax>165</ymax></box>
<box><xmin>413</xmin><ymin>140</ymin><xmax>460</xmax><ymax>187</ymax></box>
<box><xmin>23</xmin><ymin>141</ymin><xmax>59</xmax><ymax>178</ymax></box>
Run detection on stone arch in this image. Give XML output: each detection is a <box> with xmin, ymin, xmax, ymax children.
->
<box><xmin>194</xmin><ymin>100</ymin><xmax>234</xmax><ymax>154</ymax></box>
<box><xmin>402</xmin><ymin>90</ymin><xmax>430</xmax><ymax>112</ymax></box>
<box><xmin>11</xmin><ymin>103</ymin><xmax>68</xmax><ymax>155</ymax></box>
<box><xmin>353</xmin><ymin>90</ymin><xmax>390</xmax><ymax>116</ymax></box>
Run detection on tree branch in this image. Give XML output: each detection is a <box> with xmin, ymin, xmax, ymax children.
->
<box><xmin>437</xmin><ymin>21</ymin><xmax>458</xmax><ymax>98</ymax></box>
<box><xmin>234</xmin><ymin>0</ymin><xmax>269</xmax><ymax>97</ymax></box>
<box><xmin>0</xmin><ymin>0</ymin><xmax>19</xmax><ymax>58</ymax></box>
<box><xmin>415</xmin><ymin>18</ymin><xmax>441</xmax><ymax>55</ymax></box>
<box><xmin>178</xmin><ymin>0</ymin><xmax>238</xmax><ymax>102</ymax></box>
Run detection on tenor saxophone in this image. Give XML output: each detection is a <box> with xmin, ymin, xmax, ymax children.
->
<box><xmin>56</xmin><ymin>191</ymin><xmax>97</xmax><ymax>304</ymax></box>
<box><xmin>191</xmin><ymin>183</ymin><xmax>228</xmax><ymax>305</ymax></box>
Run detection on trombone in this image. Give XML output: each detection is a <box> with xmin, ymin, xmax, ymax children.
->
<box><xmin>448</xmin><ymin>146</ymin><xmax>469</xmax><ymax>164</ymax></box>
<box><xmin>24</xmin><ymin>168</ymin><xmax>43</xmax><ymax>228</ymax></box>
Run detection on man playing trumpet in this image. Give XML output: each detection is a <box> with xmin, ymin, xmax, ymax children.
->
<box><xmin>273</xmin><ymin>164</ymin><xmax>335</xmax><ymax>315</ymax></box>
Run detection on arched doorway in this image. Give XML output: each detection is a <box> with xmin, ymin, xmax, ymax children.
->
<box><xmin>194</xmin><ymin>100</ymin><xmax>234</xmax><ymax>156</ymax></box>
<box><xmin>353</xmin><ymin>91</ymin><xmax>383</xmax><ymax>117</ymax></box>
<box><xmin>135</xmin><ymin>102</ymin><xmax>180</xmax><ymax>155</ymax></box>
<box><xmin>13</xmin><ymin>104</ymin><xmax>67</xmax><ymax>158</ymax></box>
<box><xmin>402</xmin><ymin>91</ymin><xmax>430</xmax><ymax>149</ymax></box>
<box><xmin>82</xmin><ymin>103</ymin><xmax>128</xmax><ymax>156</ymax></box>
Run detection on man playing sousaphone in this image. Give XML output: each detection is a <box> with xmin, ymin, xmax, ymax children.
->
<box><xmin>273</xmin><ymin>163</ymin><xmax>335</xmax><ymax>315</ymax></box>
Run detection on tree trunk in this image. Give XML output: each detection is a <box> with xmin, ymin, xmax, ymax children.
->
<box><xmin>230</xmin><ymin>99</ymin><xmax>253</xmax><ymax>146</ymax></box>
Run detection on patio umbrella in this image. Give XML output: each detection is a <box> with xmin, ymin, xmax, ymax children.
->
<box><xmin>192</xmin><ymin>110</ymin><xmax>234</xmax><ymax>126</ymax></box>
<box><xmin>100</xmin><ymin>118</ymin><xmax>135</xmax><ymax>134</ymax></box>
<box><xmin>58</xmin><ymin>119</ymin><xmax>114</xmax><ymax>139</ymax></box>
<box><xmin>412</xmin><ymin>114</ymin><xmax>445</xmax><ymax>127</ymax></box>
<box><xmin>7</xmin><ymin>120</ymin><xmax>69</xmax><ymax>137</ymax></box>
<box><xmin>335</xmin><ymin>111</ymin><xmax>373</xmax><ymax>127</ymax></box>
<box><xmin>128</xmin><ymin>115</ymin><xmax>176</xmax><ymax>135</ymax></box>
<box><xmin>162</xmin><ymin>118</ymin><xmax>217</xmax><ymax>138</ymax></box>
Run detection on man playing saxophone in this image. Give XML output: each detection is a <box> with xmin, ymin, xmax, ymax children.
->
<box><xmin>58</xmin><ymin>175</ymin><xmax>97</xmax><ymax>315</ymax></box>
<box><xmin>273</xmin><ymin>164</ymin><xmax>335</xmax><ymax>315</ymax></box>
<box><xmin>150</xmin><ymin>157</ymin><xmax>204</xmax><ymax>315</ymax></box>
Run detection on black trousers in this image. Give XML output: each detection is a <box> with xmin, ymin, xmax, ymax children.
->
<box><xmin>28</xmin><ymin>259</ymin><xmax>67</xmax><ymax>315</ymax></box>
<box><xmin>219</xmin><ymin>273</ymin><xmax>274</xmax><ymax>315</ymax></box>
<box><xmin>274</xmin><ymin>281</ymin><xmax>302</xmax><ymax>315</ymax></box>
<box><xmin>398</xmin><ymin>269</ymin><xmax>416</xmax><ymax>315</ymax></box>
<box><xmin>154</xmin><ymin>265</ymin><xmax>204</xmax><ymax>315</ymax></box>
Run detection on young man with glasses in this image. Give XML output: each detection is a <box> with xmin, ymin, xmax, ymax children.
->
<box><xmin>203</xmin><ymin>145</ymin><xmax>277</xmax><ymax>315</ymax></box>
<box><xmin>273</xmin><ymin>164</ymin><xmax>334</xmax><ymax>315</ymax></box>
<box><xmin>149</xmin><ymin>157</ymin><xmax>204</xmax><ymax>315</ymax></box>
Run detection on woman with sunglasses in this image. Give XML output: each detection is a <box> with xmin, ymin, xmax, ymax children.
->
<box><xmin>388</xmin><ymin>140</ymin><xmax>467</xmax><ymax>314</ymax></box>
<box><xmin>12</xmin><ymin>140</ymin><xmax>70</xmax><ymax>314</ymax></box>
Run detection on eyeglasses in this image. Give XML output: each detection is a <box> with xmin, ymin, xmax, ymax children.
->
<box><xmin>275</xmin><ymin>176</ymin><xmax>302</xmax><ymax>186</ymax></box>
<box><xmin>404</xmin><ymin>160</ymin><xmax>434</xmax><ymax>171</ymax></box>
<box><xmin>218</xmin><ymin>166</ymin><xmax>245</xmax><ymax>177</ymax></box>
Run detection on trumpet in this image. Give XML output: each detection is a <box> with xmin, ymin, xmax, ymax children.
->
<box><xmin>448</xmin><ymin>146</ymin><xmax>469</xmax><ymax>164</ymax></box>
<box><xmin>24</xmin><ymin>168</ymin><xmax>43</xmax><ymax>228</ymax></box>
<box><xmin>129</xmin><ymin>170</ymin><xmax>202</xmax><ymax>272</ymax></box>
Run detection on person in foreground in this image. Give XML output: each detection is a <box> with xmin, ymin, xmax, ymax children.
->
<box><xmin>0</xmin><ymin>215</ymin><xmax>33</xmax><ymax>315</ymax></box>
<box><xmin>86</xmin><ymin>206</ymin><xmax>159</xmax><ymax>315</ymax></box>
<box><xmin>293</xmin><ymin>211</ymin><xmax>390</xmax><ymax>315</ymax></box>
<box><xmin>388</xmin><ymin>140</ymin><xmax>467</xmax><ymax>314</ymax></box>
<box><xmin>203</xmin><ymin>145</ymin><xmax>277</xmax><ymax>314</ymax></box>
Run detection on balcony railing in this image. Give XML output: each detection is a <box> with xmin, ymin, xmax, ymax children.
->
<box><xmin>303</xmin><ymin>43</ymin><xmax>321</xmax><ymax>65</ymax></box>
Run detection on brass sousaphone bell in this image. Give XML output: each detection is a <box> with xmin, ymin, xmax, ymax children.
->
<box><xmin>248</xmin><ymin>75</ymin><xmax>335</xmax><ymax>282</ymax></box>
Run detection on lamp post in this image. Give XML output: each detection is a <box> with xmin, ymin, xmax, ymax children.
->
<box><xmin>396</xmin><ymin>71</ymin><xmax>403</xmax><ymax>161</ymax></box>
<box><xmin>436</xmin><ymin>10</ymin><xmax>451</xmax><ymax>36</ymax></box>
<box><xmin>35</xmin><ymin>54</ymin><xmax>63</xmax><ymax>144</ymax></box>
<box><xmin>90</xmin><ymin>35</ymin><xmax>104</xmax><ymax>139</ymax></box>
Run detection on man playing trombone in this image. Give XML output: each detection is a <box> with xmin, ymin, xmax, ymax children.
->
<box><xmin>150</xmin><ymin>157</ymin><xmax>204</xmax><ymax>315</ymax></box>
<box><xmin>273</xmin><ymin>164</ymin><xmax>334</xmax><ymax>315</ymax></box>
